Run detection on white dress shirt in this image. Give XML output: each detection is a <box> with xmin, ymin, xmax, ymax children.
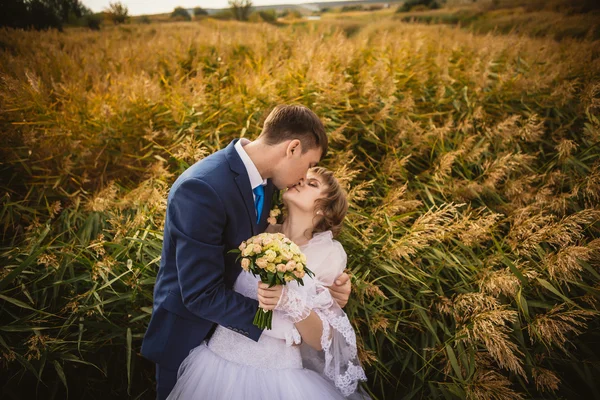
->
<box><xmin>234</xmin><ymin>138</ymin><xmax>267</xmax><ymax>203</ymax></box>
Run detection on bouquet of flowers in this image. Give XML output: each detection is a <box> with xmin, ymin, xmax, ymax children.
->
<box><xmin>232</xmin><ymin>232</ymin><xmax>314</xmax><ymax>329</ymax></box>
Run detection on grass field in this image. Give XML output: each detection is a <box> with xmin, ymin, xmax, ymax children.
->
<box><xmin>1</xmin><ymin>8</ymin><xmax>600</xmax><ymax>400</ymax></box>
<box><xmin>395</xmin><ymin>0</ymin><xmax>600</xmax><ymax>42</ymax></box>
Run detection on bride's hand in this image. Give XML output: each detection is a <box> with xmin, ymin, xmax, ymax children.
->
<box><xmin>257</xmin><ymin>282</ymin><xmax>283</xmax><ymax>310</ymax></box>
<box><xmin>327</xmin><ymin>272</ymin><xmax>351</xmax><ymax>308</ymax></box>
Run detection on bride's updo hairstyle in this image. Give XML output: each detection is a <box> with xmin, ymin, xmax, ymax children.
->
<box><xmin>310</xmin><ymin>167</ymin><xmax>348</xmax><ymax>238</ymax></box>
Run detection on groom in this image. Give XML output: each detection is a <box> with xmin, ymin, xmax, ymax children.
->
<box><xmin>141</xmin><ymin>104</ymin><xmax>352</xmax><ymax>400</ymax></box>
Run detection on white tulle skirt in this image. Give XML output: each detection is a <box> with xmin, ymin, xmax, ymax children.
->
<box><xmin>166</xmin><ymin>342</ymin><xmax>347</xmax><ymax>400</ymax></box>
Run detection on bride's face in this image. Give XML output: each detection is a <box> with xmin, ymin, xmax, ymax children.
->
<box><xmin>282</xmin><ymin>171</ymin><xmax>327</xmax><ymax>215</ymax></box>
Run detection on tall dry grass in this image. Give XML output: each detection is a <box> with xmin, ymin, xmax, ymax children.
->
<box><xmin>1</xmin><ymin>17</ymin><xmax>599</xmax><ymax>399</ymax></box>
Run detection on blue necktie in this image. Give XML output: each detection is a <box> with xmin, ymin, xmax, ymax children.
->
<box><xmin>253</xmin><ymin>185</ymin><xmax>264</xmax><ymax>224</ymax></box>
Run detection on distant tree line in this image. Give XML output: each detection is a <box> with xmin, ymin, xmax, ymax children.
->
<box><xmin>229</xmin><ymin>0</ymin><xmax>253</xmax><ymax>21</ymax></box>
<box><xmin>166</xmin><ymin>1</ymin><xmax>253</xmax><ymax>22</ymax></box>
<box><xmin>168</xmin><ymin>7</ymin><xmax>208</xmax><ymax>21</ymax></box>
<box><xmin>0</xmin><ymin>0</ymin><xmax>91</xmax><ymax>30</ymax></box>
<box><xmin>340</xmin><ymin>4</ymin><xmax>384</xmax><ymax>12</ymax></box>
<box><xmin>171</xmin><ymin>7</ymin><xmax>192</xmax><ymax>21</ymax></box>
<box><xmin>106</xmin><ymin>1</ymin><xmax>128</xmax><ymax>24</ymax></box>
<box><xmin>0</xmin><ymin>0</ymin><xmax>130</xmax><ymax>31</ymax></box>
<box><xmin>398</xmin><ymin>0</ymin><xmax>443</xmax><ymax>12</ymax></box>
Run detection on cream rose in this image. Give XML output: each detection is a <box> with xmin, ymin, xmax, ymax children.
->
<box><xmin>241</xmin><ymin>258</ymin><xmax>250</xmax><ymax>271</ymax></box>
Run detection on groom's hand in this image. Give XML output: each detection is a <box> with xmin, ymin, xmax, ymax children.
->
<box><xmin>328</xmin><ymin>272</ymin><xmax>351</xmax><ymax>308</ymax></box>
<box><xmin>257</xmin><ymin>282</ymin><xmax>283</xmax><ymax>311</ymax></box>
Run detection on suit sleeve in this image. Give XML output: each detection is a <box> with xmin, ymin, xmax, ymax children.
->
<box><xmin>168</xmin><ymin>177</ymin><xmax>263</xmax><ymax>341</ymax></box>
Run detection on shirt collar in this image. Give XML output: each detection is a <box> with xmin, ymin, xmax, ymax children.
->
<box><xmin>234</xmin><ymin>138</ymin><xmax>267</xmax><ymax>189</ymax></box>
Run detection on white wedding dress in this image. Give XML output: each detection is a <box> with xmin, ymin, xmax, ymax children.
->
<box><xmin>166</xmin><ymin>230</ymin><xmax>369</xmax><ymax>400</ymax></box>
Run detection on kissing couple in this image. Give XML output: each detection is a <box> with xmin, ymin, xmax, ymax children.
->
<box><xmin>141</xmin><ymin>104</ymin><xmax>370</xmax><ymax>399</ymax></box>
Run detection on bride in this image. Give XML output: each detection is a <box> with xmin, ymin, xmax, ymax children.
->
<box><xmin>167</xmin><ymin>167</ymin><xmax>369</xmax><ymax>399</ymax></box>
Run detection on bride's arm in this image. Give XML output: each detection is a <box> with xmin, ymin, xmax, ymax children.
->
<box><xmin>263</xmin><ymin>280</ymin><xmax>333</xmax><ymax>351</ymax></box>
<box><xmin>269</xmin><ymin>240</ymin><xmax>348</xmax><ymax>351</ymax></box>
<box><xmin>293</xmin><ymin>310</ymin><xmax>324</xmax><ymax>350</ymax></box>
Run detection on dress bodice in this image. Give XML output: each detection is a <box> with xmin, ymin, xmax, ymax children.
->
<box><xmin>207</xmin><ymin>269</ymin><xmax>303</xmax><ymax>369</ymax></box>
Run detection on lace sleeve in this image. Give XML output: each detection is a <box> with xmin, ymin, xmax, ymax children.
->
<box><xmin>303</xmin><ymin>285</ymin><xmax>368</xmax><ymax>397</ymax></box>
<box><xmin>275</xmin><ymin>233</ymin><xmax>368</xmax><ymax>397</ymax></box>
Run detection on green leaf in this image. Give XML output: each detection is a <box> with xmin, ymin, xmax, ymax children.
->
<box><xmin>516</xmin><ymin>288</ymin><xmax>530</xmax><ymax>320</ymax></box>
<box><xmin>60</xmin><ymin>354</ymin><xmax>104</xmax><ymax>374</ymax></box>
<box><xmin>536</xmin><ymin>278</ymin><xmax>576</xmax><ymax>305</ymax></box>
<box><xmin>269</xmin><ymin>272</ymin><xmax>277</xmax><ymax>287</ymax></box>
<box><xmin>415</xmin><ymin>307</ymin><xmax>440</xmax><ymax>345</ymax></box>
<box><xmin>0</xmin><ymin>294</ymin><xmax>36</xmax><ymax>311</ymax></box>
<box><xmin>53</xmin><ymin>360</ymin><xmax>68</xmax><ymax>396</ymax></box>
<box><xmin>445</xmin><ymin>343</ymin><xmax>463</xmax><ymax>382</ymax></box>
<box><xmin>0</xmin><ymin>246</ymin><xmax>47</xmax><ymax>291</ymax></box>
<box><xmin>496</xmin><ymin>244</ymin><xmax>527</xmax><ymax>286</ymax></box>
<box><xmin>126</xmin><ymin>327</ymin><xmax>132</xmax><ymax>395</ymax></box>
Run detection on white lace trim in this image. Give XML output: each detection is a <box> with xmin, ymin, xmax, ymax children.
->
<box><xmin>272</xmin><ymin>232</ymin><xmax>367</xmax><ymax>396</ymax></box>
<box><xmin>277</xmin><ymin>284</ymin><xmax>312</xmax><ymax>323</ymax></box>
<box><xmin>314</xmin><ymin>307</ymin><xmax>367</xmax><ymax>397</ymax></box>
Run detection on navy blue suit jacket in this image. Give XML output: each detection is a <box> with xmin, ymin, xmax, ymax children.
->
<box><xmin>141</xmin><ymin>139</ymin><xmax>275</xmax><ymax>369</ymax></box>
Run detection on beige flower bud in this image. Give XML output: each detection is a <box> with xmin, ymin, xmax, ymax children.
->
<box><xmin>241</xmin><ymin>258</ymin><xmax>250</xmax><ymax>271</ymax></box>
<box><xmin>255</xmin><ymin>257</ymin><xmax>268</xmax><ymax>269</ymax></box>
<box><xmin>285</xmin><ymin>260</ymin><xmax>297</xmax><ymax>271</ymax></box>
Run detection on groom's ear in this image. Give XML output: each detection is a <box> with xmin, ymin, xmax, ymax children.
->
<box><xmin>287</xmin><ymin>139</ymin><xmax>302</xmax><ymax>157</ymax></box>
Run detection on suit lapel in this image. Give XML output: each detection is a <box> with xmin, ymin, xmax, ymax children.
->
<box><xmin>234</xmin><ymin>175</ymin><xmax>258</xmax><ymax>236</ymax></box>
<box><xmin>226</xmin><ymin>140</ymin><xmax>258</xmax><ymax>236</ymax></box>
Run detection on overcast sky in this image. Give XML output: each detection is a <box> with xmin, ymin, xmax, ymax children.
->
<box><xmin>83</xmin><ymin>0</ymin><xmax>347</xmax><ymax>16</ymax></box>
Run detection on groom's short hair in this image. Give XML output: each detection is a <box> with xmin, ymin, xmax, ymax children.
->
<box><xmin>260</xmin><ymin>104</ymin><xmax>328</xmax><ymax>159</ymax></box>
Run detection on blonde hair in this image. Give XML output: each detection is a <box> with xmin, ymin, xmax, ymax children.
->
<box><xmin>310</xmin><ymin>167</ymin><xmax>348</xmax><ymax>238</ymax></box>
